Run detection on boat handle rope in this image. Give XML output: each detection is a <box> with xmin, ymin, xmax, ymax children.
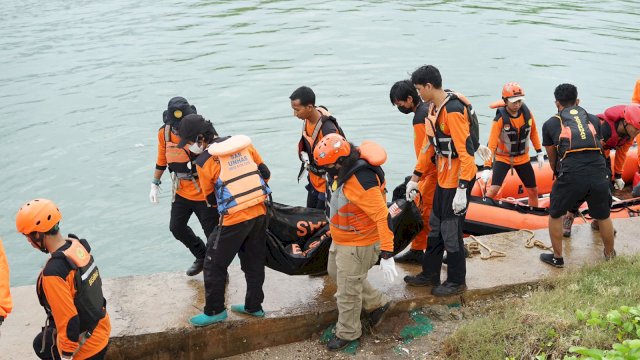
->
<box><xmin>466</xmin><ymin>235</ymin><xmax>506</xmax><ymax>260</ymax></box>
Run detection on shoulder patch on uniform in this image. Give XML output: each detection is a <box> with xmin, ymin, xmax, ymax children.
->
<box><xmin>445</xmin><ymin>99</ymin><xmax>465</xmax><ymax>114</ymax></box>
<box><xmin>195</xmin><ymin>152</ymin><xmax>213</xmax><ymax>168</ymax></box>
<box><xmin>42</xmin><ymin>258</ymin><xmax>72</xmax><ymax>279</ymax></box>
<box><xmin>354</xmin><ymin>167</ymin><xmax>381</xmax><ymax>191</ymax></box>
<box><xmin>413</xmin><ymin>102</ymin><xmax>428</xmax><ymax>125</ymax></box>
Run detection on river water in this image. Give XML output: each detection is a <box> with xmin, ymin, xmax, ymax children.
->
<box><xmin>1</xmin><ymin>0</ymin><xmax>638</xmax><ymax>286</ymax></box>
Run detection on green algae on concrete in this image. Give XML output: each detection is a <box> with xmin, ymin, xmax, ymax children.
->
<box><xmin>400</xmin><ymin>309</ymin><xmax>434</xmax><ymax>343</ymax></box>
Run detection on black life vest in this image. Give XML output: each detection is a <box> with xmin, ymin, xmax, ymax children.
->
<box><xmin>495</xmin><ymin>104</ymin><xmax>533</xmax><ymax>157</ymax></box>
<box><xmin>555</xmin><ymin>106</ymin><xmax>602</xmax><ymax>159</ymax></box>
<box><xmin>427</xmin><ymin>92</ymin><xmax>479</xmax><ymax>162</ymax></box>
<box><xmin>37</xmin><ymin>237</ymin><xmax>106</xmax><ymax>334</ymax></box>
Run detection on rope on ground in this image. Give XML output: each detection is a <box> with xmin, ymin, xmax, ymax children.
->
<box><xmin>518</xmin><ymin>229</ymin><xmax>552</xmax><ymax>251</ymax></box>
<box><xmin>466</xmin><ymin>235</ymin><xmax>506</xmax><ymax>260</ymax></box>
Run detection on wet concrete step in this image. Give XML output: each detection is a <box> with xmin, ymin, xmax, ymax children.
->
<box><xmin>2</xmin><ymin>218</ymin><xmax>639</xmax><ymax>359</ymax></box>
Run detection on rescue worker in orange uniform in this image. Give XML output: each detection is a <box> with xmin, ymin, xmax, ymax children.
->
<box><xmin>150</xmin><ymin>97</ymin><xmax>219</xmax><ymax>276</ymax></box>
<box><xmin>482</xmin><ymin>82</ymin><xmax>544</xmax><ymax>207</ymax></box>
<box><xmin>176</xmin><ymin>115</ymin><xmax>272</xmax><ymax>327</ymax></box>
<box><xmin>290</xmin><ymin>86</ymin><xmax>345</xmax><ymax>210</ymax></box>
<box><xmin>15</xmin><ymin>199</ymin><xmax>111</xmax><ymax>360</ymax></box>
<box><xmin>389</xmin><ymin>80</ymin><xmax>437</xmax><ymax>264</ymax></box>
<box><xmin>403</xmin><ymin>65</ymin><xmax>476</xmax><ymax>296</ymax></box>
<box><xmin>313</xmin><ymin>133</ymin><xmax>397</xmax><ymax>351</ymax></box>
<box><xmin>0</xmin><ymin>238</ymin><xmax>13</xmax><ymax>331</ymax></box>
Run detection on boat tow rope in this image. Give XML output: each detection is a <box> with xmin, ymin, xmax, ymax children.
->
<box><xmin>466</xmin><ymin>235</ymin><xmax>506</xmax><ymax>260</ymax></box>
<box><xmin>519</xmin><ymin>229</ymin><xmax>552</xmax><ymax>251</ymax></box>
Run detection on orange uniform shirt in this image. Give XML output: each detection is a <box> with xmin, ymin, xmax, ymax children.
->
<box><xmin>196</xmin><ymin>144</ymin><xmax>267</xmax><ymax>226</ymax></box>
<box><xmin>155</xmin><ymin>127</ymin><xmax>205</xmax><ymax>201</ymax></box>
<box><xmin>305</xmin><ymin>121</ymin><xmax>331</xmax><ymax>192</ymax></box>
<box><xmin>329</xmin><ymin>171</ymin><xmax>394</xmax><ymax>252</ymax></box>
<box><xmin>39</xmin><ymin>250</ymin><xmax>111</xmax><ymax>359</ymax></box>
<box><xmin>415</xmin><ymin>100</ymin><xmax>475</xmax><ymax>188</ymax></box>
<box><xmin>0</xmin><ymin>238</ymin><xmax>12</xmax><ymax>319</ymax></box>
<box><xmin>485</xmin><ymin>108</ymin><xmax>542</xmax><ymax>167</ymax></box>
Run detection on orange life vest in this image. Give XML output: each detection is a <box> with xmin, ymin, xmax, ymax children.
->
<box><xmin>326</xmin><ymin>141</ymin><xmax>387</xmax><ymax>235</ymax></box>
<box><xmin>208</xmin><ymin>135</ymin><xmax>271</xmax><ymax>215</ymax></box>
<box><xmin>164</xmin><ymin>125</ymin><xmax>198</xmax><ymax>180</ymax></box>
<box><xmin>555</xmin><ymin>106</ymin><xmax>602</xmax><ymax>159</ymax></box>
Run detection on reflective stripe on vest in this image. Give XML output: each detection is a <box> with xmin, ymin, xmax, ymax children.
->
<box><xmin>212</xmin><ymin>136</ymin><xmax>271</xmax><ymax>215</ymax></box>
<box><xmin>427</xmin><ymin>93</ymin><xmax>460</xmax><ymax>160</ymax></box>
<box><xmin>37</xmin><ymin>239</ymin><xmax>106</xmax><ymax>334</ymax></box>
<box><xmin>326</xmin><ymin>163</ymin><xmax>384</xmax><ymax>236</ymax></box>
<box><xmin>495</xmin><ymin>105</ymin><xmax>532</xmax><ymax>157</ymax></box>
<box><xmin>556</xmin><ymin>106</ymin><xmax>602</xmax><ymax>159</ymax></box>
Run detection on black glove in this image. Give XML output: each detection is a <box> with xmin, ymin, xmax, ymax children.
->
<box><xmin>380</xmin><ymin>251</ymin><xmax>394</xmax><ymax>260</ymax></box>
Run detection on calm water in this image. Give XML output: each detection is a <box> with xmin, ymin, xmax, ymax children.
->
<box><xmin>1</xmin><ymin>0</ymin><xmax>638</xmax><ymax>286</ymax></box>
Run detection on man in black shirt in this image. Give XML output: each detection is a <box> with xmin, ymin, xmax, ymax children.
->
<box><xmin>541</xmin><ymin>84</ymin><xmax>616</xmax><ymax>267</ymax></box>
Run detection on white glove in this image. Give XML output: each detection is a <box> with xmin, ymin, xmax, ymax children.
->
<box><xmin>476</xmin><ymin>145</ymin><xmax>492</xmax><ymax>163</ymax></box>
<box><xmin>61</xmin><ymin>356</ymin><xmax>73</xmax><ymax>360</ymax></box>
<box><xmin>452</xmin><ymin>187</ymin><xmax>468</xmax><ymax>215</ymax></box>
<box><xmin>380</xmin><ymin>257</ymin><xmax>398</xmax><ymax>283</ymax></box>
<box><xmin>149</xmin><ymin>183</ymin><xmax>160</xmax><ymax>204</ymax></box>
<box><xmin>613</xmin><ymin>178</ymin><xmax>625</xmax><ymax>190</ymax></box>
<box><xmin>405</xmin><ymin>180</ymin><xmax>419</xmax><ymax>201</ymax></box>
<box><xmin>480</xmin><ymin>169</ymin><xmax>492</xmax><ymax>184</ymax></box>
<box><xmin>300</xmin><ymin>151</ymin><xmax>310</xmax><ymax>165</ymax></box>
<box><xmin>536</xmin><ymin>152</ymin><xmax>545</xmax><ymax>169</ymax></box>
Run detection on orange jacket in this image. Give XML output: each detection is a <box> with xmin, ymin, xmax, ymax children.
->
<box><xmin>603</xmin><ymin>140</ymin><xmax>633</xmax><ymax>177</ymax></box>
<box><xmin>328</xmin><ymin>168</ymin><xmax>394</xmax><ymax>252</ymax></box>
<box><xmin>155</xmin><ymin>126</ymin><xmax>205</xmax><ymax>201</ymax></box>
<box><xmin>38</xmin><ymin>242</ymin><xmax>110</xmax><ymax>359</ymax></box>
<box><xmin>485</xmin><ymin>107</ymin><xmax>542</xmax><ymax>167</ymax></box>
<box><xmin>0</xmin><ymin>238</ymin><xmax>12</xmax><ymax>320</ymax></box>
<box><xmin>303</xmin><ymin>120</ymin><xmax>341</xmax><ymax>192</ymax></box>
<box><xmin>415</xmin><ymin>99</ymin><xmax>476</xmax><ymax>188</ymax></box>
<box><xmin>196</xmin><ymin>143</ymin><xmax>267</xmax><ymax>226</ymax></box>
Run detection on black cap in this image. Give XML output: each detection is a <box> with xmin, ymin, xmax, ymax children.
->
<box><xmin>163</xmin><ymin>96</ymin><xmax>197</xmax><ymax>124</ymax></box>
<box><xmin>177</xmin><ymin>114</ymin><xmax>208</xmax><ymax>148</ymax></box>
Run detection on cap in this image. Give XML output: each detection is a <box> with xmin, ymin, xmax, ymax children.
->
<box><xmin>506</xmin><ymin>96</ymin><xmax>525</xmax><ymax>103</ymax></box>
<box><xmin>164</xmin><ymin>97</ymin><xmax>197</xmax><ymax>124</ymax></box>
<box><xmin>177</xmin><ymin>114</ymin><xmax>208</xmax><ymax>148</ymax></box>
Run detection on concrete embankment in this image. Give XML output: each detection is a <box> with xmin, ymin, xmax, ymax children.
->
<box><xmin>2</xmin><ymin>218</ymin><xmax>639</xmax><ymax>359</ymax></box>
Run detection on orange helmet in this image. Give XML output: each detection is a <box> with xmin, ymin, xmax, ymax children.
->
<box><xmin>16</xmin><ymin>198</ymin><xmax>62</xmax><ymax>235</ymax></box>
<box><xmin>314</xmin><ymin>133</ymin><xmax>351</xmax><ymax>167</ymax></box>
<box><xmin>502</xmin><ymin>82</ymin><xmax>525</xmax><ymax>99</ymax></box>
<box><xmin>625</xmin><ymin>104</ymin><xmax>640</xmax><ymax>130</ymax></box>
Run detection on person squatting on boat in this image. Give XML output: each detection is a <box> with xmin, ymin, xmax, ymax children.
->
<box><xmin>176</xmin><ymin>115</ymin><xmax>272</xmax><ymax>327</ymax></box>
<box><xmin>313</xmin><ymin>133</ymin><xmax>397</xmax><ymax>351</ymax></box>
<box><xmin>149</xmin><ymin>97</ymin><xmax>220</xmax><ymax>276</ymax></box>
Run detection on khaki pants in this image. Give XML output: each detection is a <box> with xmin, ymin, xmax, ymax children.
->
<box><xmin>327</xmin><ymin>242</ymin><xmax>389</xmax><ymax>341</ymax></box>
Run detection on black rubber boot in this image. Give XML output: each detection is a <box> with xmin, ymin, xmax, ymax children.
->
<box><xmin>394</xmin><ymin>249</ymin><xmax>424</xmax><ymax>264</ymax></box>
<box><xmin>186</xmin><ymin>258</ymin><xmax>205</xmax><ymax>276</ymax></box>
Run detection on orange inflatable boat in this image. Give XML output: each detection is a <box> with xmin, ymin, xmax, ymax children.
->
<box><xmin>464</xmin><ymin>195</ymin><xmax>640</xmax><ymax>235</ymax></box>
<box><xmin>472</xmin><ymin>147</ymin><xmax>639</xmax><ymax>198</ymax></box>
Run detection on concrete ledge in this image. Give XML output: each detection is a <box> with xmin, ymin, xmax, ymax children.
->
<box><xmin>2</xmin><ymin>218</ymin><xmax>639</xmax><ymax>359</ymax></box>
